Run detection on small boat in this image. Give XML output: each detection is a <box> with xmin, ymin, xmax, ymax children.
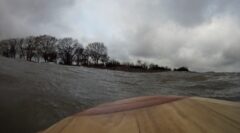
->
<box><xmin>40</xmin><ymin>96</ymin><xmax>240</xmax><ymax>133</ymax></box>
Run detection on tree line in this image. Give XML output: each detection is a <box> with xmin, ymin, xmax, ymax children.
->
<box><xmin>0</xmin><ymin>35</ymin><xmax>189</xmax><ymax>72</ymax></box>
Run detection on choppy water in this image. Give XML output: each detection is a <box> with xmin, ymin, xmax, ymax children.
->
<box><xmin>0</xmin><ymin>56</ymin><xmax>240</xmax><ymax>133</ymax></box>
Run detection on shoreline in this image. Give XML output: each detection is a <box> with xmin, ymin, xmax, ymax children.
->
<box><xmin>79</xmin><ymin>65</ymin><xmax>190</xmax><ymax>73</ymax></box>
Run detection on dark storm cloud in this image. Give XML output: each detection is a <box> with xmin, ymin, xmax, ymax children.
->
<box><xmin>109</xmin><ymin>0</ymin><xmax>240</xmax><ymax>72</ymax></box>
<box><xmin>1</xmin><ymin>0</ymin><xmax>240</xmax><ymax>72</ymax></box>
<box><xmin>160</xmin><ymin>0</ymin><xmax>211</xmax><ymax>26</ymax></box>
<box><xmin>0</xmin><ymin>0</ymin><xmax>75</xmax><ymax>39</ymax></box>
<box><xmin>3</xmin><ymin>0</ymin><xmax>74</xmax><ymax>22</ymax></box>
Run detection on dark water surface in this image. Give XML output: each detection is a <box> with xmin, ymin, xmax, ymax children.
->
<box><xmin>0</xmin><ymin>57</ymin><xmax>240</xmax><ymax>133</ymax></box>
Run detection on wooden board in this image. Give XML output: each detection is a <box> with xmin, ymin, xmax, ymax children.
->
<box><xmin>40</xmin><ymin>96</ymin><xmax>240</xmax><ymax>133</ymax></box>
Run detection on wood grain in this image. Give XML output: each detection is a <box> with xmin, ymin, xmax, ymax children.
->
<box><xmin>40</xmin><ymin>96</ymin><xmax>240</xmax><ymax>133</ymax></box>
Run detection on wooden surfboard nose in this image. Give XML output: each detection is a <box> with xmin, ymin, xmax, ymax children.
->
<box><xmin>40</xmin><ymin>96</ymin><xmax>240</xmax><ymax>133</ymax></box>
<box><xmin>77</xmin><ymin>96</ymin><xmax>186</xmax><ymax>115</ymax></box>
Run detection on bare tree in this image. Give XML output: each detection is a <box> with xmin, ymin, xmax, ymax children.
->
<box><xmin>35</xmin><ymin>35</ymin><xmax>57</xmax><ymax>62</ymax></box>
<box><xmin>106</xmin><ymin>59</ymin><xmax>120</xmax><ymax>67</ymax></box>
<box><xmin>0</xmin><ymin>39</ymin><xmax>10</xmax><ymax>57</ymax></box>
<box><xmin>100</xmin><ymin>54</ymin><xmax>109</xmax><ymax>64</ymax></box>
<box><xmin>81</xmin><ymin>49</ymin><xmax>90</xmax><ymax>65</ymax></box>
<box><xmin>16</xmin><ymin>38</ymin><xmax>25</xmax><ymax>59</ymax></box>
<box><xmin>57</xmin><ymin>38</ymin><xmax>78</xmax><ymax>65</ymax></box>
<box><xmin>74</xmin><ymin>44</ymin><xmax>84</xmax><ymax>66</ymax></box>
<box><xmin>85</xmin><ymin>42</ymin><xmax>108</xmax><ymax>64</ymax></box>
<box><xmin>25</xmin><ymin>36</ymin><xmax>37</xmax><ymax>61</ymax></box>
<box><xmin>0</xmin><ymin>39</ymin><xmax>17</xmax><ymax>58</ymax></box>
<box><xmin>8</xmin><ymin>39</ymin><xmax>17</xmax><ymax>58</ymax></box>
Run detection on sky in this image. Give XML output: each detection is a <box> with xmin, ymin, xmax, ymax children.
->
<box><xmin>0</xmin><ymin>0</ymin><xmax>240</xmax><ymax>72</ymax></box>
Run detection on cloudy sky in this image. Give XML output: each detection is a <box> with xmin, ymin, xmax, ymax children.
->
<box><xmin>0</xmin><ymin>0</ymin><xmax>240</xmax><ymax>72</ymax></box>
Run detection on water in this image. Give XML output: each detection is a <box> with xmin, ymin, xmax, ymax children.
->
<box><xmin>0</xmin><ymin>56</ymin><xmax>240</xmax><ymax>133</ymax></box>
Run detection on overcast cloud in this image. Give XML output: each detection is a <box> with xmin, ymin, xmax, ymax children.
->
<box><xmin>0</xmin><ymin>0</ymin><xmax>240</xmax><ymax>72</ymax></box>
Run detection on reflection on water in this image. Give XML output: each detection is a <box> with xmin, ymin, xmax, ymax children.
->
<box><xmin>0</xmin><ymin>57</ymin><xmax>240</xmax><ymax>133</ymax></box>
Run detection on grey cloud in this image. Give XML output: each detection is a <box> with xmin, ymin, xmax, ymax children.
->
<box><xmin>0</xmin><ymin>0</ymin><xmax>75</xmax><ymax>39</ymax></box>
<box><xmin>161</xmin><ymin>0</ymin><xmax>211</xmax><ymax>27</ymax></box>
<box><xmin>1</xmin><ymin>0</ymin><xmax>240</xmax><ymax>72</ymax></box>
<box><xmin>222</xmin><ymin>44</ymin><xmax>240</xmax><ymax>66</ymax></box>
<box><xmin>3</xmin><ymin>0</ymin><xmax>75</xmax><ymax>23</ymax></box>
